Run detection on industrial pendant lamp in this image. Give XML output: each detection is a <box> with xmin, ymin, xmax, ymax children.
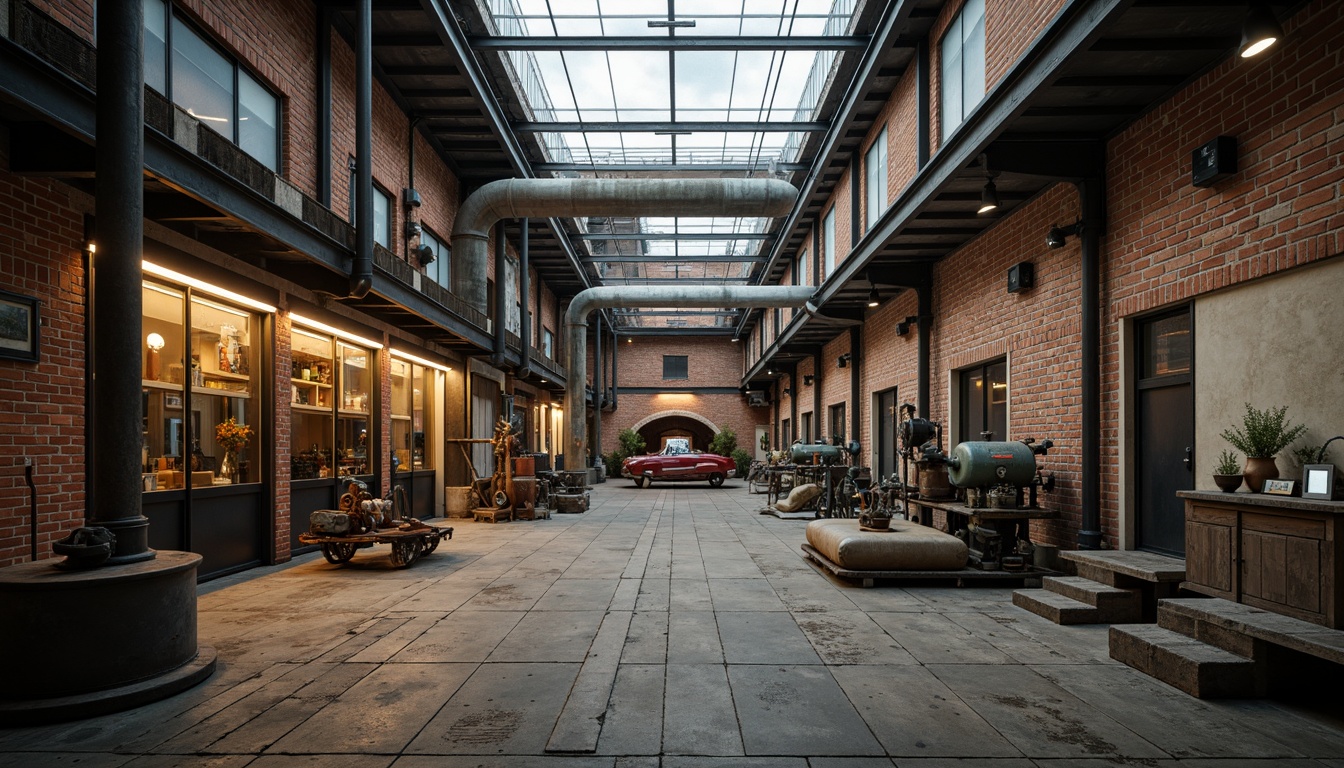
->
<box><xmin>866</xmin><ymin>272</ymin><xmax>880</xmax><ymax>308</ymax></box>
<box><xmin>977</xmin><ymin>153</ymin><xmax>999</xmax><ymax>215</ymax></box>
<box><xmin>1239</xmin><ymin>2</ymin><xmax>1283</xmax><ymax>58</ymax></box>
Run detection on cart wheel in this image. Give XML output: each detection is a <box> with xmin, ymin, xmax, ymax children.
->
<box><xmin>321</xmin><ymin>542</ymin><xmax>358</xmax><ymax>564</ymax></box>
<box><xmin>390</xmin><ymin>538</ymin><xmax>422</xmax><ymax>568</ymax></box>
<box><xmin>423</xmin><ymin>534</ymin><xmax>441</xmax><ymax>555</ymax></box>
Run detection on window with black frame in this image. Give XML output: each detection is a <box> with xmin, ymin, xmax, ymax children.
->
<box><xmin>940</xmin><ymin>0</ymin><xmax>986</xmax><ymax>137</ymax></box>
<box><xmin>144</xmin><ymin>0</ymin><xmax>280</xmax><ymax>171</ymax></box>
<box><xmin>801</xmin><ymin>411</ymin><xmax>813</xmax><ymax>443</ymax></box>
<box><xmin>663</xmin><ymin>355</ymin><xmax>689</xmax><ymax>380</ymax></box>
<box><xmin>421</xmin><ymin>228</ymin><xmax>452</xmax><ymax>289</ymax></box>
<box><xmin>829</xmin><ymin>403</ymin><xmax>846</xmax><ymax>442</ymax></box>
<box><xmin>959</xmin><ymin>358</ymin><xmax>1008</xmax><ymax>443</ymax></box>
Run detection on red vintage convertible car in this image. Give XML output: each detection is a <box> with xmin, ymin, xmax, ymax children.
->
<box><xmin>622</xmin><ymin>441</ymin><xmax>737</xmax><ymax>488</ymax></box>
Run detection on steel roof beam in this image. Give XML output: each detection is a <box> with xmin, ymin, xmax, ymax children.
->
<box><xmin>514</xmin><ymin>121</ymin><xmax>828</xmax><ymax>133</ymax></box>
<box><xmin>585</xmin><ymin>255</ymin><xmax>766</xmax><ymax>263</ymax></box>
<box><xmin>468</xmin><ymin>35</ymin><xmax>870</xmax><ymax>51</ymax></box>
<box><xmin>579</xmin><ymin>233</ymin><xmax>773</xmax><ymax>241</ymax></box>
<box><xmin>535</xmin><ymin>162</ymin><xmax>811</xmax><ymax>172</ymax></box>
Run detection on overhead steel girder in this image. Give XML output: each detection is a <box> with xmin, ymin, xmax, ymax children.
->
<box><xmin>468</xmin><ymin>36</ymin><xmax>870</xmax><ymax>51</ymax></box>
<box><xmin>514</xmin><ymin>121</ymin><xmax>829</xmax><ymax>133</ymax></box>
<box><xmin>535</xmin><ymin>162</ymin><xmax>811</xmax><ymax>172</ymax></box>
<box><xmin>586</xmin><ymin>255</ymin><xmax>766</xmax><ymax>263</ymax></box>
<box><xmin>578</xmin><ymin>233</ymin><xmax>773</xmax><ymax>241</ymax></box>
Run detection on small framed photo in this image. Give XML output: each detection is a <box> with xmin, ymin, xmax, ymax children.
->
<box><xmin>1302</xmin><ymin>464</ymin><xmax>1336</xmax><ymax>500</ymax></box>
<box><xmin>0</xmin><ymin>289</ymin><xmax>40</xmax><ymax>362</ymax></box>
<box><xmin>165</xmin><ymin>393</ymin><xmax>183</xmax><ymax>409</ymax></box>
<box><xmin>1262</xmin><ymin>477</ymin><xmax>1298</xmax><ymax>496</ymax></box>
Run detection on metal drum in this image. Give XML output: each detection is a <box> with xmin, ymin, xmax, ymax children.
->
<box><xmin>790</xmin><ymin>443</ymin><xmax>846</xmax><ymax>464</ymax></box>
<box><xmin>945</xmin><ymin>441</ymin><xmax>1037</xmax><ymax>488</ymax></box>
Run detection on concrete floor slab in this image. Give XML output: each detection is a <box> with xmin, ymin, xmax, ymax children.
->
<box><xmin>395</xmin><ymin>610</ymin><xmax>527</xmax><ymax>663</ymax></box>
<box><xmin>728</xmin><ymin>664</ymin><xmax>884</xmax><ymax>756</ymax></box>
<box><xmin>668</xmin><ymin>577</ymin><xmax>714</xmax><ymax>611</ymax></box>
<box><xmin>707</xmin><ymin>578</ymin><xmax>785</xmax><ymax>611</ymax></box>
<box><xmin>929</xmin><ymin>664</ymin><xmax>1168</xmax><ymax>760</ymax></box>
<box><xmin>459</xmin><ymin>576</ymin><xmax>556</xmax><ymax>611</ymax></box>
<box><xmin>596</xmin><ymin>664</ymin><xmax>665</xmax><ymax>755</ymax></box>
<box><xmin>870</xmin><ymin>612</ymin><xmax>1015</xmax><ymax>665</ymax></box>
<box><xmin>662</xmin><ymin>664</ymin><xmax>743</xmax><ymax>756</ymax></box>
<box><xmin>794</xmin><ymin>611</ymin><xmax>917</xmax><ymax>665</ymax></box>
<box><xmin>266</xmin><ymin>662</ymin><xmax>474</xmax><ymax>754</ymax></box>
<box><xmin>247</xmin><ymin>756</ymin><xmax>394</xmax><ymax>768</ymax></box>
<box><xmin>666</xmin><ymin>611</ymin><xmax>723</xmax><ymax>663</ymax></box>
<box><xmin>807</xmin><ymin>759</ymin><xmax>898</xmax><ymax>768</ymax></box>
<box><xmin>488</xmin><ymin>611</ymin><xmax>607</xmax><ymax>663</ymax></box>
<box><xmin>830</xmin><ymin>665</ymin><xmax>1021</xmax><ymax>757</ymax></box>
<box><xmin>405</xmin><ymin>662</ymin><xmax>580</xmax><ymax>755</ymax></box>
<box><xmin>622</xmin><ymin>610</ymin><xmax>669</xmax><ymax>664</ymax></box>
<box><xmin>393</xmin><ymin>756</ymin><xmax>614</xmax><ymax>767</ymax></box>
<box><xmin>716</xmin><ymin>611</ymin><xmax>821</xmax><ymax>664</ymax></box>
<box><xmin>533</xmin><ymin>579</ymin><xmax>619</xmax><ymax>612</ymax></box>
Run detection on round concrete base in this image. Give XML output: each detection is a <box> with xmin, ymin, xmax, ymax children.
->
<box><xmin>0</xmin><ymin>550</ymin><xmax>216</xmax><ymax>724</ymax></box>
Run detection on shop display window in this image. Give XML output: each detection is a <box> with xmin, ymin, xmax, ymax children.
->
<box><xmin>290</xmin><ymin>327</ymin><xmax>335</xmax><ymax>480</ymax></box>
<box><xmin>391</xmin><ymin>357</ymin><xmax>433</xmax><ymax>473</ymax></box>
<box><xmin>141</xmin><ymin>281</ymin><xmax>261</xmax><ymax>490</ymax></box>
<box><xmin>338</xmin><ymin>342</ymin><xmax>373</xmax><ymax>477</ymax></box>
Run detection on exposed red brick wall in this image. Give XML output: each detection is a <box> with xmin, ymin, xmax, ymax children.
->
<box><xmin>819</xmin><ymin>333</ymin><xmax>852</xmax><ymax>441</ymax></box>
<box><xmin>0</xmin><ymin>162</ymin><xmax>89</xmax><ymax>567</ymax></box>
<box><xmin>600</xmin><ymin>393</ymin><xmax>767</xmax><ymax>460</ymax></box>
<box><xmin>27</xmin><ymin>0</ymin><xmax>92</xmax><ymax>42</ymax></box>
<box><xmin>859</xmin><ymin>289</ymin><xmax>920</xmax><ymax>461</ymax></box>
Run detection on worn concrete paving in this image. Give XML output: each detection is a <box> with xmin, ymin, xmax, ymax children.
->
<box><xmin>4</xmin><ymin>482</ymin><xmax>1344</xmax><ymax>767</ymax></box>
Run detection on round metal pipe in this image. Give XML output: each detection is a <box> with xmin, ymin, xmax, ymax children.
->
<box><xmin>517</xmin><ymin>218</ymin><xmax>532</xmax><ymax>379</ymax></box>
<box><xmin>452</xmin><ymin>178</ymin><xmax>798</xmax><ymax>310</ymax></box>
<box><xmin>564</xmin><ymin>285</ymin><xmax>813</xmax><ymax>477</ymax></box>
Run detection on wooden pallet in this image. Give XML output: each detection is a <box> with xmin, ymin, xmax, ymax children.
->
<box><xmin>801</xmin><ymin>543</ymin><xmax>1053</xmax><ymax>588</ymax></box>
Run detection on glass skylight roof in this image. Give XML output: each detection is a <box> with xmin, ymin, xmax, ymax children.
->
<box><xmin>481</xmin><ymin>0</ymin><xmax>857</xmax><ymax>327</ymax></box>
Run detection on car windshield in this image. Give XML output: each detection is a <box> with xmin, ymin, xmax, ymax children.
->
<box><xmin>663</xmin><ymin>439</ymin><xmax>691</xmax><ymax>455</ymax></box>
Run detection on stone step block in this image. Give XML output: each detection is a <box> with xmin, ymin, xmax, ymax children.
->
<box><xmin>1109</xmin><ymin>623</ymin><xmax>1265</xmax><ymax>698</ymax></box>
<box><xmin>1043</xmin><ymin>576</ymin><xmax>1142</xmax><ymax>619</ymax></box>
<box><xmin>1012</xmin><ymin>589</ymin><xmax>1104</xmax><ymax>625</ymax></box>
<box><xmin>1157</xmin><ymin>602</ymin><xmax>1269</xmax><ymax>660</ymax></box>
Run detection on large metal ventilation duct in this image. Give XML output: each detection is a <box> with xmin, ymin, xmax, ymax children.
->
<box><xmin>450</xmin><ymin>178</ymin><xmax>799</xmax><ymax>309</ymax></box>
<box><xmin>564</xmin><ymin>285</ymin><xmax>815</xmax><ymax>477</ymax></box>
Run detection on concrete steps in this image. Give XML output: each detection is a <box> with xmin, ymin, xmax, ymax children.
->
<box><xmin>1012</xmin><ymin>575</ymin><xmax>1142</xmax><ymax>625</ymax></box>
<box><xmin>1109</xmin><ymin>623</ymin><xmax>1266</xmax><ymax>698</ymax></box>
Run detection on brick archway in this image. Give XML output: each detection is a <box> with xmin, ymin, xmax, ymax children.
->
<box><xmin>630</xmin><ymin>410</ymin><xmax>721</xmax><ymax>453</ymax></box>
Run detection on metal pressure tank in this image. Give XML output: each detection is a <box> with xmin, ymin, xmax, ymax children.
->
<box><xmin>790</xmin><ymin>443</ymin><xmax>846</xmax><ymax>464</ymax></box>
<box><xmin>945</xmin><ymin>441</ymin><xmax>1038</xmax><ymax>488</ymax></box>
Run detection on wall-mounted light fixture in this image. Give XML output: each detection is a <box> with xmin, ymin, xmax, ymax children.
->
<box><xmin>1046</xmin><ymin>220</ymin><xmax>1083</xmax><ymax>249</ymax></box>
<box><xmin>803</xmin><ymin>374</ymin><xmax>815</xmax><ymax>386</ymax></box>
<box><xmin>782</xmin><ymin>387</ymin><xmax>793</xmax><ymax>396</ymax></box>
<box><xmin>1240</xmin><ymin>2</ymin><xmax>1284</xmax><ymax>58</ymax></box>
<box><xmin>895</xmin><ymin>315</ymin><xmax>918</xmax><ymax>336</ymax></box>
<box><xmin>403</xmin><ymin>188</ymin><xmax>422</xmax><ymax>209</ymax></box>
<box><xmin>977</xmin><ymin>154</ymin><xmax>1000</xmax><ymax>215</ymax></box>
<box><xmin>414</xmin><ymin>244</ymin><xmax>435</xmax><ymax>267</ymax></box>
<box><xmin>866</xmin><ymin>272</ymin><xmax>881</xmax><ymax>308</ymax></box>
<box><xmin>837</xmin><ymin>353</ymin><xmax>851</xmax><ymax>368</ymax></box>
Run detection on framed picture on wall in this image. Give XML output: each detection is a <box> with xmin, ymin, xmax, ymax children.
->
<box><xmin>0</xmin><ymin>289</ymin><xmax>39</xmax><ymax>362</ymax></box>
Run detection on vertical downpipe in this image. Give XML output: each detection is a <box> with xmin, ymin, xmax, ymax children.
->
<box><xmin>917</xmin><ymin>267</ymin><xmax>932</xmax><ymax>418</ymax></box>
<box><xmin>592</xmin><ymin>313</ymin><xmax>603</xmax><ymax>471</ymax></box>
<box><xmin>849</xmin><ymin>326</ymin><xmax>861</xmax><ymax>446</ymax></box>
<box><xmin>607</xmin><ymin>321</ymin><xmax>618</xmax><ymax>411</ymax></box>
<box><xmin>492</xmin><ymin>222</ymin><xmax>507</xmax><ymax>367</ymax></box>
<box><xmin>812</xmin><ymin>350</ymin><xmax>822</xmax><ymax>441</ymax></box>
<box><xmin>1077</xmin><ymin>175</ymin><xmax>1104</xmax><ymax>549</ymax></box>
<box><xmin>518</xmin><ymin>219</ymin><xmax>531</xmax><ymax>378</ymax></box>
<box><xmin>349</xmin><ymin>0</ymin><xmax>372</xmax><ymax>298</ymax></box>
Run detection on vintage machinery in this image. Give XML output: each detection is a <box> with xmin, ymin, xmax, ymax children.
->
<box><xmin>921</xmin><ymin>437</ymin><xmax>1056</xmax><ymax>569</ymax></box>
<box><xmin>789</xmin><ymin>440</ymin><xmax>861</xmax><ymax>517</ymax></box>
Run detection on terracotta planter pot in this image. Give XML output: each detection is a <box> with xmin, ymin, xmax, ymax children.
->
<box><xmin>1243</xmin><ymin>456</ymin><xmax>1280</xmax><ymax>493</ymax></box>
<box><xmin>1212</xmin><ymin>473</ymin><xmax>1244</xmax><ymax>493</ymax></box>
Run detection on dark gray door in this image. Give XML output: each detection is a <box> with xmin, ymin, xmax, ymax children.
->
<box><xmin>1136</xmin><ymin>308</ymin><xmax>1194</xmax><ymax>556</ymax></box>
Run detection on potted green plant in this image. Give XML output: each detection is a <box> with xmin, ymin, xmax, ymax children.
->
<box><xmin>1212</xmin><ymin>450</ymin><xmax>1243</xmax><ymax>493</ymax></box>
<box><xmin>1219</xmin><ymin>404</ymin><xmax>1307</xmax><ymax>492</ymax></box>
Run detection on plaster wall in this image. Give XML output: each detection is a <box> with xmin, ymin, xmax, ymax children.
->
<box><xmin>1193</xmin><ymin>256</ymin><xmax>1344</xmax><ymax>489</ymax></box>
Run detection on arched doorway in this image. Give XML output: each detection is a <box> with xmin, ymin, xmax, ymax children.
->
<box><xmin>630</xmin><ymin>410</ymin><xmax>720</xmax><ymax>453</ymax></box>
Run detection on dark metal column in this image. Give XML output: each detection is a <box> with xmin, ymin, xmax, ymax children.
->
<box><xmin>316</xmin><ymin>5</ymin><xmax>332</xmax><ymax>207</ymax></box>
<box><xmin>349</xmin><ymin>0</ymin><xmax>372</xmax><ymax>298</ymax></box>
<box><xmin>518</xmin><ymin>219</ymin><xmax>532</xmax><ymax>378</ymax></box>
<box><xmin>491</xmin><ymin>222</ymin><xmax>507</xmax><ymax>366</ymax></box>
<box><xmin>608</xmin><ymin>319</ymin><xmax>618</xmax><ymax>411</ymax></box>
<box><xmin>592</xmin><ymin>313</ymin><xmax>603</xmax><ymax>469</ymax></box>
<box><xmin>1077</xmin><ymin>175</ymin><xmax>1105</xmax><ymax>549</ymax></box>
<box><xmin>916</xmin><ymin>39</ymin><xmax>930</xmax><ymax>169</ymax></box>
<box><xmin>917</xmin><ymin>268</ymin><xmax>932</xmax><ymax>417</ymax></box>
<box><xmin>93</xmin><ymin>0</ymin><xmax>152</xmax><ymax>563</ymax></box>
<box><xmin>812</xmin><ymin>349</ymin><xmax>822</xmax><ymax>440</ymax></box>
<box><xmin>849</xmin><ymin>326</ymin><xmax>861</xmax><ymax>445</ymax></box>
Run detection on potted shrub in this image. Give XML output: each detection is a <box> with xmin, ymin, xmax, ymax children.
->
<box><xmin>1219</xmin><ymin>404</ymin><xmax>1307</xmax><ymax>493</ymax></box>
<box><xmin>1212</xmin><ymin>450</ymin><xmax>1243</xmax><ymax>493</ymax></box>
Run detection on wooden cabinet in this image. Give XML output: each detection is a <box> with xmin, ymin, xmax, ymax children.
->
<box><xmin>1181</xmin><ymin>491</ymin><xmax>1344</xmax><ymax>628</ymax></box>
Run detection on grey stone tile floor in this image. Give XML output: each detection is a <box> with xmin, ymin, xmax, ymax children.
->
<box><xmin>5</xmin><ymin>482</ymin><xmax>1344</xmax><ymax>767</ymax></box>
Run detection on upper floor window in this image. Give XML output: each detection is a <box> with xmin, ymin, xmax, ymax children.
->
<box><xmin>796</xmin><ymin>249</ymin><xmax>809</xmax><ymax>287</ymax></box>
<box><xmin>144</xmin><ymin>0</ymin><xmax>280</xmax><ymax>171</ymax></box>
<box><xmin>542</xmin><ymin>328</ymin><xmax>555</xmax><ymax>359</ymax></box>
<box><xmin>940</xmin><ymin>0</ymin><xmax>986</xmax><ymax>138</ymax></box>
<box><xmin>347</xmin><ymin>165</ymin><xmax>392</xmax><ymax>248</ymax></box>
<box><xmin>865</xmin><ymin>128</ymin><xmax>888</xmax><ymax>231</ymax></box>
<box><xmin>421</xmin><ymin>228</ymin><xmax>451</xmax><ymax>288</ymax></box>
<box><xmin>663</xmin><ymin>355</ymin><xmax>689</xmax><ymax>380</ymax></box>
<box><xmin>822</xmin><ymin>209</ymin><xmax>836</xmax><ymax>278</ymax></box>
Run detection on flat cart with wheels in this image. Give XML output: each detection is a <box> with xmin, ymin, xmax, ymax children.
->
<box><xmin>298</xmin><ymin>524</ymin><xmax>453</xmax><ymax>568</ymax></box>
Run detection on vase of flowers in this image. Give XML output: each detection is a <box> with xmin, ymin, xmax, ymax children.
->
<box><xmin>216</xmin><ymin>417</ymin><xmax>254</xmax><ymax>484</ymax></box>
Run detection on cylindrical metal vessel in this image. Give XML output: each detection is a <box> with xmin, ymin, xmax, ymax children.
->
<box><xmin>790</xmin><ymin>443</ymin><xmax>845</xmax><ymax>464</ymax></box>
<box><xmin>946</xmin><ymin>441</ymin><xmax>1037</xmax><ymax>488</ymax></box>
